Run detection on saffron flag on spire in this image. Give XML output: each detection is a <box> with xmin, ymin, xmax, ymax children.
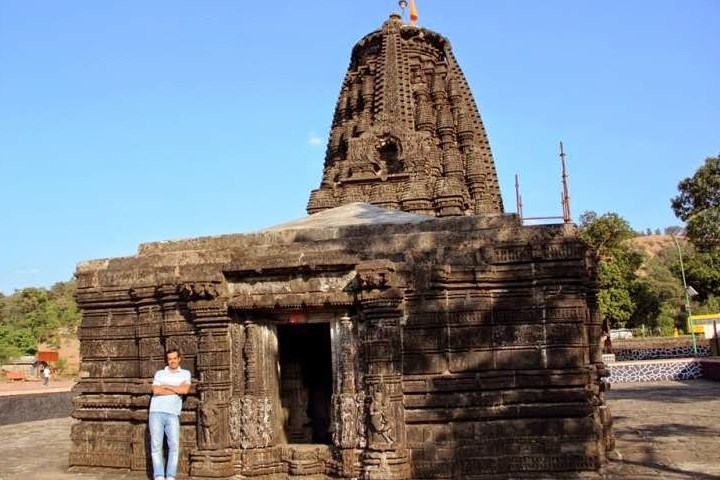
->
<box><xmin>409</xmin><ymin>0</ymin><xmax>418</xmax><ymax>25</ymax></box>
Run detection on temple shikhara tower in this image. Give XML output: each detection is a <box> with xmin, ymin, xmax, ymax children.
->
<box><xmin>307</xmin><ymin>13</ymin><xmax>502</xmax><ymax>217</ymax></box>
<box><xmin>70</xmin><ymin>12</ymin><xmax>613</xmax><ymax>480</ymax></box>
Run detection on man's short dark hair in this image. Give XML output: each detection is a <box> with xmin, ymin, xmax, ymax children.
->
<box><xmin>165</xmin><ymin>349</ymin><xmax>181</xmax><ymax>359</ymax></box>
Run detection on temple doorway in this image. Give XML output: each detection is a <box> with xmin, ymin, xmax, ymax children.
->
<box><xmin>277</xmin><ymin>322</ymin><xmax>333</xmax><ymax>444</ymax></box>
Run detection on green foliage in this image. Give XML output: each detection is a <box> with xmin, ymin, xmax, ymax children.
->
<box><xmin>55</xmin><ymin>357</ymin><xmax>68</xmax><ymax>373</ymax></box>
<box><xmin>669</xmin><ymin>154</ymin><xmax>720</xmax><ymax>322</ymax></box>
<box><xmin>579</xmin><ymin>207</ymin><xmax>719</xmax><ymax>333</ymax></box>
<box><xmin>0</xmin><ymin>325</ymin><xmax>37</xmax><ymax>354</ymax></box>
<box><xmin>681</xmin><ymin>249</ymin><xmax>720</xmax><ymax>301</ymax></box>
<box><xmin>629</xmin><ymin>249</ymin><xmax>685</xmax><ymax>335</ymax></box>
<box><xmin>693</xmin><ymin>295</ymin><xmax>720</xmax><ymax>316</ymax></box>
<box><xmin>671</xmin><ymin>155</ymin><xmax>720</xmax><ymax>251</ymax></box>
<box><xmin>579</xmin><ymin>211</ymin><xmax>644</xmax><ymax>328</ymax></box>
<box><xmin>579</xmin><ymin>211</ymin><xmax>635</xmax><ymax>253</ymax></box>
<box><xmin>656</xmin><ymin>304</ymin><xmax>681</xmax><ymax>336</ymax></box>
<box><xmin>0</xmin><ymin>339</ymin><xmax>23</xmax><ymax>364</ymax></box>
<box><xmin>627</xmin><ymin>282</ymin><xmax>661</xmax><ymax>332</ymax></box>
<box><xmin>0</xmin><ymin>280</ymin><xmax>80</xmax><ymax>362</ymax></box>
<box><xmin>596</xmin><ymin>248</ymin><xmax>645</xmax><ymax>328</ymax></box>
<box><xmin>642</xmin><ymin>250</ymin><xmax>685</xmax><ymax>305</ymax></box>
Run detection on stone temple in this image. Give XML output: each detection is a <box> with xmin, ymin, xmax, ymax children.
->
<box><xmin>70</xmin><ymin>13</ymin><xmax>612</xmax><ymax>480</ymax></box>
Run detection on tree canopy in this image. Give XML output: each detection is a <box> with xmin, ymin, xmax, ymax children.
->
<box><xmin>0</xmin><ymin>280</ymin><xmax>80</xmax><ymax>363</ymax></box>
<box><xmin>670</xmin><ymin>153</ymin><xmax>720</xmax><ymax>303</ymax></box>
<box><xmin>578</xmin><ymin>211</ymin><xmax>636</xmax><ymax>254</ymax></box>
<box><xmin>671</xmin><ymin>154</ymin><xmax>720</xmax><ymax>251</ymax></box>
<box><xmin>579</xmin><ymin>211</ymin><xmax>644</xmax><ymax>329</ymax></box>
<box><xmin>578</xmin><ymin>211</ymin><xmax>688</xmax><ymax>334</ymax></box>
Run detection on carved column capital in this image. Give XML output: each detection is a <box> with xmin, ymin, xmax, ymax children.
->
<box><xmin>178</xmin><ymin>281</ymin><xmax>223</xmax><ymax>301</ymax></box>
<box><xmin>356</xmin><ymin>260</ymin><xmax>402</xmax><ymax>291</ymax></box>
<box><xmin>355</xmin><ymin>261</ymin><xmax>407</xmax><ymax>308</ymax></box>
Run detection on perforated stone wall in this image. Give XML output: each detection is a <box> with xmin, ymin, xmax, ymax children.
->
<box><xmin>608</xmin><ymin>359</ymin><xmax>703</xmax><ymax>383</ymax></box>
<box><xmin>613</xmin><ymin>345</ymin><xmax>710</xmax><ymax>361</ymax></box>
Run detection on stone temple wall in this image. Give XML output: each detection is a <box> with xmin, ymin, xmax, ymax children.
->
<box><xmin>70</xmin><ymin>10</ymin><xmax>612</xmax><ymax>478</ymax></box>
<box><xmin>70</xmin><ymin>208</ymin><xmax>611</xmax><ymax>479</ymax></box>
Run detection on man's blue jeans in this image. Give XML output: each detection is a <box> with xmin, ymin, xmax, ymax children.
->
<box><xmin>149</xmin><ymin>411</ymin><xmax>180</xmax><ymax>479</ymax></box>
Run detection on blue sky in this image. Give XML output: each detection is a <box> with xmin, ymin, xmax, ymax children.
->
<box><xmin>1</xmin><ymin>0</ymin><xmax>718</xmax><ymax>294</ymax></box>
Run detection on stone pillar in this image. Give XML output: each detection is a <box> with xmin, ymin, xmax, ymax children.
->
<box><xmin>181</xmin><ymin>284</ymin><xmax>235</xmax><ymax>478</ymax></box>
<box><xmin>356</xmin><ymin>261</ymin><xmax>410</xmax><ymax>480</ymax></box>
<box><xmin>231</xmin><ymin>319</ymin><xmax>285</xmax><ymax>478</ymax></box>
<box><xmin>133</xmin><ymin>285</ymin><xmax>168</xmax><ymax>473</ymax></box>
<box><xmin>331</xmin><ymin>314</ymin><xmax>365</xmax><ymax>478</ymax></box>
<box><xmin>71</xmin><ymin>286</ymin><xmax>139</xmax><ymax>472</ymax></box>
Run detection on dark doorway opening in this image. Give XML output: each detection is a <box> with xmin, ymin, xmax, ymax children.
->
<box><xmin>277</xmin><ymin>322</ymin><xmax>333</xmax><ymax>444</ymax></box>
<box><xmin>379</xmin><ymin>140</ymin><xmax>404</xmax><ymax>174</ymax></box>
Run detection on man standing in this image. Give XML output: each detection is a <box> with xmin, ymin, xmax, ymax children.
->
<box><xmin>149</xmin><ymin>349</ymin><xmax>191</xmax><ymax>480</ymax></box>
<box><xmin>42</xmin><ymin>364</ymin><xmax>51</xmax><ymax>386</ymax></box>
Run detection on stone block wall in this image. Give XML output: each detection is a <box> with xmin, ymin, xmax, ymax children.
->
<box><xmin>70</xmin><ymin>212</ymin><xmax>609</xmax><ymax>479</ymax></box>
<box><xmin>398</xmin><ymin>234</ymin><xmax>606</xmax><ymax>478</ymax></box>
<box><xmin>70</xmin><ymin>284</ymin><xmax>200</xmax><ymax>476</ymax></box>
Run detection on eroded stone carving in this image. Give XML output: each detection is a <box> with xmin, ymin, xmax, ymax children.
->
<box><xmin>230</xmin><ymin>396</ymin><xmax>273</xmax><ymax>449</ymax></box>
<box><xmin>308</xmin><ymin>14</ymin><xmax>504</xmax><ymax>216</ymax></box>
<box><xmin>70</xmin><ymin>12</ymin><xmax>609</xmax><ymax>480</ymax></box>
<box><xmin>179</xmin><ymin>282</ymin><xmax>221</xmax><ymax>301</ymax></box>
<box><xmin>369</xmin><ymin>389</ymin><xmax>395</xmax><ymax>447</ymax></box>
<box><xmin>332</xmin><ymin>393</ymin><xmax>366</xmax><ymax>449</ymax></box>
<box><xmin>198</xmin><ymin>399</ymin><xmax>223</xmax><ymax>448</ymax></box>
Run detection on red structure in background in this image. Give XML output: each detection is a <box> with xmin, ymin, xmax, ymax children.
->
<box><xmin>37</xmin><ymin>351</ymin><xmax>59</xmax><ymax>363</ymax></box>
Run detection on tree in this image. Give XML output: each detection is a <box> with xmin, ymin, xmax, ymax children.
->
<box><xmin>1</xmin><ymin>288</ymin><xmax>60</xmax><ymax>344</ymax></box>
<box><xmin>579</xmin><ymin>211</ymin><xmax>643</xmax><ymax>328</ymax></box>
<box><xmin>49</xmin><ymin>280</ymin><xmax>81</xmax><ymax>330</ymax></box>
<box><xmin>0</xmin><ymin>326</ymin><xmax>24</xmax><ymax>364</ymax></box>
<box><xmin>630</xmin><ymin>246</ymin><xmax>685</xmax><ymax>334</ymax></box>
<box><xmin>0</xmin><ymin>325</ymin><xmax>37</xmax><ymax>355</ymax></box>
<box><xmin>671</xmin><ymin>155</ymin><xmax>720</xmax><ymax>250</ymax></box>
<box><xmin>578</xmin><ymin>211</ymin><xmax>635</xmax><ymax>253</ymax></box>
<box><xmin>0</xmin><ymin>280</ymin><xmax>81</xmax><ymax>361</ymax></box>
<box><xmin>681</xmin><ymin>249</ymin><xmax>720</xmax><ymax>301</ymax></box>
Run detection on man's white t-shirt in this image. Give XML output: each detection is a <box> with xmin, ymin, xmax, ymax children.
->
<box><xmin>149</xmin><ymin>366</ymin><xmax>191</xmax><ymax>415</ymax></box>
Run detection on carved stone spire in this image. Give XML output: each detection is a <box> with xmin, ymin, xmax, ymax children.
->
<box><xmin>307</xmin><ymin>14</ymin><xmax>504</xmax><ymax>217</ymax></box>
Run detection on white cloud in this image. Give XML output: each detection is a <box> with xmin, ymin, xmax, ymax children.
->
<box><xmin>307</xmin><ymin>133</ymin><xmax>323</xmax><ymax>146</ymax></box>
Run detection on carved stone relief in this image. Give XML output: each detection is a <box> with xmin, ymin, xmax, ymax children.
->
<box><xmin>71</xmin><ymin>12</ymin><xmax>606</xmax><ymax>480</ymax></box>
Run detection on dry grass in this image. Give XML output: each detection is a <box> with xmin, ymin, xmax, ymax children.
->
<box><xmin>631</xmin><ymin>234</ymin><xmax>676</xmax><ymax>257</ymax></box>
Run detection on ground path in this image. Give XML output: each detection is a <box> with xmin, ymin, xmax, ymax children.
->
<box><xmin>0</xmin><ymin>379</ymin><xmax>75</xmax><ymax>397</ymax></box>
<box><xmin>0</xmin><ymin>380</ymin><xmax>718</xmax><ymax>479</ymax></box>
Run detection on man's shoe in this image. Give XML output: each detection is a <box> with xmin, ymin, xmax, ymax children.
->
<box><xmin>154</xmin><ymin>477</ymin><xmax>165</xmax><ymax>480</ymax></box>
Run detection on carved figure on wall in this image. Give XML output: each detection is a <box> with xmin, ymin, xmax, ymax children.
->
<box><xmin>199</xmin><ymin>399</ymin><xmax>222</xmax><ymax>448</ymax></box>
<box><xmin>333</xmin><ymin>393</ymin><xmax>366</xmax><ymax>449</ymax></box>
<box><xmin>70</xmin><ymin>12</ymin><xmax>606</xmax><ymax>480</ymax></box>
<box><xmin>369</xmin><ymin>390</ymin><xmax>394</xmax><ymax>446</ymax></box>
<box><xmin>281</xmin><ymin>361</ymin><xmax>312</xmax><ymax>443</ymax></box>
<box><xmin>230</xmin><ymin>396</ymin><xmax>273</xmax><ymax>449</ymax></box>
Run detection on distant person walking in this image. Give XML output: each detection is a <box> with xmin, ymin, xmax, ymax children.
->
<box><xmin>42</xmin><ymin>364</ymin><xmax>51</xmax><ymax>386</ymax></box>
<box><xmin>149</xmin><ymin>349</ymin><xmax>191</xmax><ymax>480</ymax></box>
